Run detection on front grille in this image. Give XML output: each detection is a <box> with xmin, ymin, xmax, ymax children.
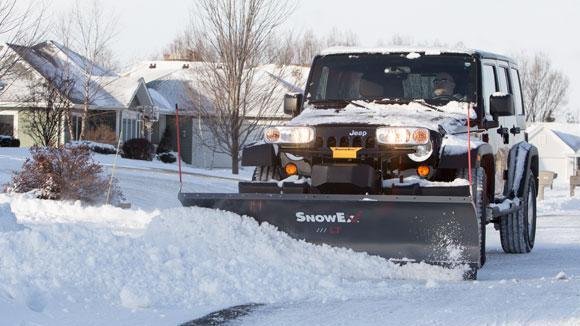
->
<box><xmin>314</xmin><ymin>126</ymin><xmax>377</xmax><ymax>150</ymax></box>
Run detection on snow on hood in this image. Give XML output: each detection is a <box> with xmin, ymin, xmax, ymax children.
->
<box><xmin>287</xmin><ymin>101</ymin><xmax>476</xmax><ymax>132</ymax></box>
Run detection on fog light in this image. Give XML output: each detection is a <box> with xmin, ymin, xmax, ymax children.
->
<box><xmin>285</xmin><ymin>163</ymin><xmax>298</xmax><ymax>175</ymax></box>
<box><xmin>417</xmin><ymin>165</ymin><xmax>430</xmax><ymax>177</ymax></box>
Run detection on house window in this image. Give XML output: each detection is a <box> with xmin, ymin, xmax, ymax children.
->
<box><xmin>0</xmin><ymin>115</ymin><xmax>14</xmax><ymax>136</ymax></box>
<box><xmin>122</xmin><ymin>117</ymin><xmax>143</xmax><ymax>141</ymax></box>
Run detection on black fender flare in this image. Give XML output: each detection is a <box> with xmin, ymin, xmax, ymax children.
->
<box><xmin>241</xmin><ymin>142</ymin><xmax>278</xmax><ymax>167</ymax></box>
<box><xmin>504</xmin><ymin>142</ymin><xmax>539</xmax><ymax>199</ymax></box>
<box><xmin>438</xmin><ymin>142</ymin><xmax>494</xmax><ymax>170</ymax></box>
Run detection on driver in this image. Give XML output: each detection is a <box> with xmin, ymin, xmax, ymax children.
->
<box><xmin>432</xmin><ymin>72</ymin><xmax>461</xmax><ymax>99</ymax></box>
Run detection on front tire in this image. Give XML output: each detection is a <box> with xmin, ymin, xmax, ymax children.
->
<box><xmin>500</xmin><ymin>172</ymin><xmax>537</xmax><ymax>253</ymax></box>
<box><xmin>458</xmin><ymin>167</ymin><xmax>488</xmax><ymax>267</ymax></box>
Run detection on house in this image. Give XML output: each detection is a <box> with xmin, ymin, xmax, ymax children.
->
<box><xmin>1</xmin><ymin>40</ymin><xmax>309</xmax><ymax>169</ymax></box>
<box><xmin>119</xmin><ymin>61</ymin><xmax>309</xmax><ymax>168</ymax></box>
<box><xmin>0</xmin><ymin>41</ymin><xmax>157</xmax><ymax>147</ymax></box>
<box><xmin>527</xmin><ymin>123</ymin><xmax>580</xmax><ymax>182</ymax></box>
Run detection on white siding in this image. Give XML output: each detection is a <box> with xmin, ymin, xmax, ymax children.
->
<box><xmin>529</xmin><ymin>127</ymin><xmax>577</xmax><ymax>183</ymax></box>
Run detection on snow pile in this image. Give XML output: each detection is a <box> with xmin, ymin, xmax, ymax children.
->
<box><xmin>440</xmin><ymin>132</ymin><xmax>485</xmax><ymax>156</ymax></box>
<box><xmin>6</xmin><ymin>194</ymin><xmax>154</xmax><ymax>231</ymax></box>
<box><xmin>537</xmin><ymin>184</ymin><xmax>580</xmax><ymax>216</ymax></box>
<box><xmin>0</xmin><ymin>199</ymin><xmax>466</xmax><ymax>319</ymax></box>
<box><xmin>383</xmin><ymin>176</ymin><xmax>470</xmax><ymax>188</ymax></box>
<box><xmin>0</xmin><ymin>203</ymin><xmax>24</xmax><ymax>232</ymax></box>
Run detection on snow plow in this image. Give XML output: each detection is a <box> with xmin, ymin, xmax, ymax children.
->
<box><xmin>179</xmin><ymin>48</ymin><xmax>539</xmax><ymax>279</ymax></box>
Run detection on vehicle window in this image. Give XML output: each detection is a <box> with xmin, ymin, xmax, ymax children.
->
<box><xmin>497</xmin><ymin>67</ymin><xmax>510</xmax><ymax>93</ymax></box>
<box><xmin>510</xmin><ymin>68</ymin><xmax>524</xmax><ymax>115</ymax></box>
<box><xmin>307</xmin><ymin>54</ymin><xmax>476</xmax><ymax>105</ymax></box>
<box><xmin>482</xmin><ymin>64</ymin><xmax>497</xmax><ymax>114</ymax></box>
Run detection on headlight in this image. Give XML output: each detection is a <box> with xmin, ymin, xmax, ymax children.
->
<box><xmin>376</xmin><ymin>127</ymin><xmax>430</xmax><ymax>145</ymax></box>
<box><xmin>408</xmin><ymin>141</ymin><xmax>433</xmax><ymax>162</ymax></box>
<box><xmin>264</xmin><ymin>126</ymin><xmax>315</xmax><ymax>144</ymax></box>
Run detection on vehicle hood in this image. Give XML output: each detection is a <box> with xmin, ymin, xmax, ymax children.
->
<box><xmin>287</xmin><ymin>101</ymin><xmax>476</xmax><ymax>133</ymax></box>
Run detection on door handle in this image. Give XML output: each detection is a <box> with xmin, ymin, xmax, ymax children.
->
<box><xmin>510</xmin><ymin>126</ymin><xmax>521</xmax><ymax>135</ymax></box>
<box><xmin>497</xmin><ymin>126</ymin><xmax>509</xmax><ymax>144</ymax></box>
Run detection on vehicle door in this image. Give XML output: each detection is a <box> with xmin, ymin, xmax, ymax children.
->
<box><xmin>481</xmin><ymin>59</ymin><xmax>519</xmax><ymax>195</ymax></box>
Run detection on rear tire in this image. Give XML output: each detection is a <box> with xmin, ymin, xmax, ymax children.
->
<box><xmin>252</xmin><ymin>166</ymin><xmax>281</xmax><ymax>181</ymax></box>
<box><xmin>500</xmin><ymin>172</ymin><xmax>537</xmax><ymax>253</ymax></box>
<box><xmin>458</xmin><ymin>167</ymin><xmax>487</xmax><ymax>267</ymax></box>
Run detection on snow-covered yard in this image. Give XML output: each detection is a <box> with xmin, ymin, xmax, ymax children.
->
<box><xmin>1</xmin><ymin>148</ymin><xmax>579</xmax><ymax>325</ymax></box>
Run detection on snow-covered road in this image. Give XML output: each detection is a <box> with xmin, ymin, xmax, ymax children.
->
<box><xmin>1</xmin><ymin>148</ymin><xmax>580</xmax><ymax>325</ymax></box>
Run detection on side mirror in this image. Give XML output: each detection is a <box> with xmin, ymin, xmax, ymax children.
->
<box><xmin>284</xmin><ymin>93</ymin><xmax>303</xmax><ymax>117</ymax></box>
<box><xmin>490</xmin><ymin>93</ymin><xmax>514</xmax><ymax>119</ymax></box>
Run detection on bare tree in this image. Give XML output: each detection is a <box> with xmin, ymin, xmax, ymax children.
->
<box><xmin>274</xmin><ymin>28</ymin><xmax>360</xmax><ymax>66</ymax></box>
<box><xmin>20</xmin><ymin>72</ymin><xmax>74</xmax><ymax>146</ymax></box>
<box><xmin>0</xmin><ymin>0</ymin><xmax>45</xmax><ymax>97</ymax></box>
<box><xmin>191</xmin><ymin>0</ymin><xmax>293</xmax><ymax>174</ymax></box>
<box><xmin>518</xmin><ymin>52</ymin><xmax>569</xmax><ymax>122</ymax></box>
<box><xmin>57</xmin><ymin>0</ymin><xmax>119</xmax><ymax>140</ymax></box>
<box><xmin>162</xmin><ymin>27</ymin><xmax>208</xmax><ymax>62</ymax></box>
<box><xmin>294</xmin><ymin>29</ymin><xmax>322</xmax><ymax>66</ymax></box>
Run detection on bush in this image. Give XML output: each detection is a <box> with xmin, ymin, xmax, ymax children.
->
<box><xmin>10</xmin><ymin>138</ymin><xmax>20</xmax><ymax>147</ymax></box>
<box><xmin>0</xmin><ymin>135</ymin><xmax>18</xmax><ymax>147</ymax></box>
<box><xmin>71</xmin><ymin>140</ymin><xmax>117</xmax><ymax>155</ymax></box>
<box><xmin>121</xmin><ymin>138</ymin><xmax>154</xmax><ymax>161</ymax></box>
<box><xmin>157</xmin><ymin>152</ymin><xmax>177</xmax><ymax>163</ymax></box>
<box><xmin>85</xmin><ymin>125</ymin><xmax>117</xmax><ymax>145</ymax></box>
<box><xmin>4</xmin><ymin>146</ymin><xmax>124</xmax><ymax>205</ymax></box>
<box><xmin>156</xmin><ymin>127</ymin><xmax>173</xmax><ymax>154</ymax></box>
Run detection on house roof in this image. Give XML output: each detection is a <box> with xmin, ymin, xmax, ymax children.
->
<box><xmin>528</xmin><ymin>123</ymin><xmax>580</xmax><ymax>153</ymax></box>
<box><xmin>1</xmin><ymin>41</ymin><xmax>309</xmax><ymax>120</ymax></box>
<box><xmin>120</xmin><ymin>61</ymin><xmax>309</xmax><ymax>117</ymax></box>
<box><xmin>3</xmin><ymin>41</ymin><xmax>122</xmax><ymax>108</ymax></box>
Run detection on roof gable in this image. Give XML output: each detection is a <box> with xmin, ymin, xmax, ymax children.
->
<box><xmin>5</xmin><ymin>41</ymin><xmax>121</xmax><ymax>108</ymax></box>
<box><xmin>552</xmin><ymin>130</ymin><xmax>580</xmax><ymax>152</ymax></box>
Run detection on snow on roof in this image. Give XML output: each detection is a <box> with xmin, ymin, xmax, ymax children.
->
<box><xmin>148</xmin><ymin>88</ymin><xmax>172</xmax><ymax>112</ymax></box>
<box><xmin>122</xmin><ymin>61</ymin><xmax>309</xmax><ymax>117</ymax></box>
<box><xmin>553</xmin><ymin>130</ymin><xmax>580</xmax><ymax>152</ymax></box>
<box><xmin>102</xmin><ymin>75</ymin><xmax>146</xmax><ymax>107</ymax></box>
<box><xmin>320</xmin><ymin>46</ymin><xmax>476</xmax><ymax>56</ymax></box>
<box><xmin>2</xmin><ymin>43</ymin><xmax>308</xmax><ymax>117</ymax></box>
<box><xmin>4</xmin><ymin>41</ymin><xmax>122</xmax><ymax>108</ymax></box>
<box><xmin>528</xmin><ymin>122</ymin><xmax>580</xmax><ymax>152</ymax></box>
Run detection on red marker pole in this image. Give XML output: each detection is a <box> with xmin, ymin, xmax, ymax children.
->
<box><xmin>175</xmin><ymin>103</ymin><xmax>183</xmax><ymax>190</ymax></box>
<box><xmin>467</xmin><ymin>103</ymin><xmax>473</xmax><ymax>191</ymax></box>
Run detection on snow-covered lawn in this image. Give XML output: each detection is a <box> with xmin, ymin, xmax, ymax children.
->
<box><xmin>1</xmin><ymin>148</ymin><xmax>579</xmax><ymax>325</ymax></box>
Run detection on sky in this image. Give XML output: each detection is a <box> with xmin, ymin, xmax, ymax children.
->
<box><xmin>20</xmin><ymin>0</ymin><xmax>580</xmax><ymax>116</ymax></box>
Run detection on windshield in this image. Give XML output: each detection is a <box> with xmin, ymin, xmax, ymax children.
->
<box><xmin>306</xmin><ymin>53</ymin><xmax>476</xmax><ymax>104</ymax></box>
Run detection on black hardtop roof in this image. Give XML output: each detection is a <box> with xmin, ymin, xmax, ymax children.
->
<box><xmin>317</xmin><ymin>47</ymin><xmax>517</xmax><ymax>65</ymax></box>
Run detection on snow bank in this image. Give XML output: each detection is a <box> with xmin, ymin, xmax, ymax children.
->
<box><xmin>0</xmin><ymin>203</ymin><xmax>23</xmax><ymax>232</ymax></box>
<box><xmin>4</xmin><ymin>194</ymin><xmax>155</xmax><ymax>232</ymax></box>
<box><xmin>0</xmin><ymin>199</ymin><xmax>465</xmax><ymax>319</ymax></box>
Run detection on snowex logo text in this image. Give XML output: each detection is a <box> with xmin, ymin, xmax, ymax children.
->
<box><xmin>295</xmin><ymin>212</ymin><xmax>361</xmax><ymax>223</ymax></box>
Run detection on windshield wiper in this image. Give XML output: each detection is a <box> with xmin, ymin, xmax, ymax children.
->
<box><xmin>308</xmin><ymin>99</ymin><xmax>372</xmax><ymax>110</ymax></box>
<box><xmin>373</xmin><ymin>98</ymin><xmax>443</xmax><ymax>112</ymax></box>
<box><xmin>409</xmin><ymin>99</ymin><xmax>444</xmax><ymax>112</ymax></box>
<box><xmin>347</xmin><ymin>100</ymin><xmax>372</xmax><ymax>110</ymax></box>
